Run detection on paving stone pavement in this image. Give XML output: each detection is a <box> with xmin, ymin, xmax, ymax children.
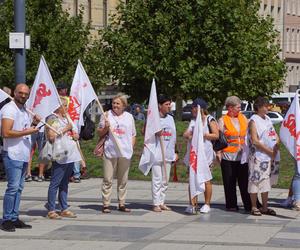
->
<box><xmin>0</xmin><ymin>178</ymin><xmax>299</xmax><ymax>250</ymax></box>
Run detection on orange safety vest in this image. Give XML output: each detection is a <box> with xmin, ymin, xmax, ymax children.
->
<box><xmin>222</xmin><ymin>113</ymin><xmax>247</xmax><ymax>153</ymax></box>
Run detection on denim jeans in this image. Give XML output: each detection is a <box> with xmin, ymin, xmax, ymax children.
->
<box><xmin>47</xmin><ymin>161</ymin><xmax>74</xmax><ymax>212</ymax></box>
<box><xmin>292</xmin><ymin>165</ymin><xmax>300</xmax><ymax>202</ymax></box>
<box><xmin>73</xmin><ymin>161</ymin><xmax>81</xmax><ymax>178</ymax></box>
<box><xmin>2</xmin><ymin>151</ymin><xmax>27</xmax><ymax>221</ymax></box>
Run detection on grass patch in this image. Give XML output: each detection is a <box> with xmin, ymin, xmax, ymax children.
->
<box><xmin>31</xmin><ymin>121</ymin><xmax>294</xmax><ymax>189</ymax></box>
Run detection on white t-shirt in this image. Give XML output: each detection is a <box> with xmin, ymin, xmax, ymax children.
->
<box><xmin>249</xmin><ymin>114</ymin><xmax>279</xmax><ymax>162</ymax></box>
<box><xmin>99</xmin><ymin>110</ymin><xmax>136</xmax><ymax>160</ymax></box>
<box><xmin>159</xmin><ymin>114</ymin><xmax>176</xmax><ymax>162</ymax></box>
<box><xmin>184</xmin><ymin>116</ymin><xmax>214</xmax><ymax>166</ymax></box>
<box><xmin>1</xmin><ymin>101</ymin><xmax>32</xmax><ymax>162</ymax></box>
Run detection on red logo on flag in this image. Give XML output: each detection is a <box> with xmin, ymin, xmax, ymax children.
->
<box><xmin>189</xmin><ymin>147</ymin><xmax>197</xmax><ymax>173</ymax></box>
<box><xmin>33</xmin><ymin>83</ymin><xmax>51</xmax><ymax>108</ymax></box>
<box><xmin>68</xmin><ymin>96</ymin><xmax>81</xmax><ymax>121</ymax></box>
<box><xmin>297</xmin><ymin>144</ymin><xmax>300</xmax><ymax>161</ymax></box>
<box><xmin>283</xmin><ymin>114</ymin><xmax>300</xmax><ymax>140</ymax></box>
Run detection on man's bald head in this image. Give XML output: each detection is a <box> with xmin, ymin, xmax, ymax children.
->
<box><xmin>14</xmin><ymin>83</ymin><xmax>30</xmax><ymax>105</ymax></box>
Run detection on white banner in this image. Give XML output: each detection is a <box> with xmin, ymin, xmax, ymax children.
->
<box><xmin>139</xmin><ymin>79</ymin><xmax>162</xmax><ymax>175</ymax></box>
<box><xmin>26</xmin><ymin>56</ymin><xmax>61</xmax><ymax>119</ymax></box>
<box><xmin>69</xmin><ymin>60</ymin><xmax>98</xmax><ymax>130</ymax></box>
<box><xmin>280</xmin><ymin>90</ymin><xmax>300</xmax><ymax>174</ymax></box>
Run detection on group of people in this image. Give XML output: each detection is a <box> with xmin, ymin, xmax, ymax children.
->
<box><xmin>1</xmin><ymin>83</ymin><xmax>299</xmax><ymax>233</ymax></box>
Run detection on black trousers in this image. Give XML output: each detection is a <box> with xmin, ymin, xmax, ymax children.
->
<box><xmin>220</xmin><ymin>159</ymin><xmax>251</xmax><ymax>211</ymax></box>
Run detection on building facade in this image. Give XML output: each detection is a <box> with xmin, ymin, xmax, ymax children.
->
<box><xmin>260</xmin><ymin>0</ymin><xmax>300</xmax><ymax>92</ymax></box>
<box><xmin>62</xmin><ymin>0</ymin><xmax>121</xmax><ymax>37</ymax></box>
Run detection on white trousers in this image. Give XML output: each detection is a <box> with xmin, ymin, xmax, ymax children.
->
<box><xmin>151</xmin><ymin>162</ymin><xmax>171</xmax><ymax>206</ymax></box>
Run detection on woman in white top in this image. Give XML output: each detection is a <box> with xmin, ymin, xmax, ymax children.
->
<box><xmin>98</xmin><ymin>93</ymin><xmax>136</xmax><ymax>213</ymax></box>
<box><xmin>183</xmin><ymin>98</ymin><xmax>219</xmax><ymax>214</ymax></box>
<box><xmin>248</xmin><ymin>97</ymin><xmax>279</xmax><ymax>216</ymax></box>
<box><xmin>46</xmin><ymin>96</ymin><xmax>82</xmax><ymax>219</ymax></box>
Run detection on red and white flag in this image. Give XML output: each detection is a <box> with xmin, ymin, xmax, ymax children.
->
<box><xmin>0</xmin><ymin>89</ymin><xmax>11</xmax><ymax>104</ymax></box>
<box><xmin>280</xmin><ymin>90</ymin><xmax>300</xmax><ymax>174</ymax></box>
<box><xmin>26</xmin><ymin>56</ymin><xmax>60</xmax><ymax>119</ymax></box>
<box><xmin>69</xmin><ymin>60</ymin><xmax>98</xmax><ymax>130</ymax></box>
<box><xmin>189</xmin><ymin>106</ymin><xmax>212</xmax><ymax>199</ymax></box>
<box><xmin>139</xmin><ymin>79</ymin><xmax>162</xmax><ymax>175</ymax></box>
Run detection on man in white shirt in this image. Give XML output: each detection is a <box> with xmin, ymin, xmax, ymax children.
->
<box><xmin>1</xmin><ymin>84</ymin><xmax>40</xmax><ymax>232</ymax></box>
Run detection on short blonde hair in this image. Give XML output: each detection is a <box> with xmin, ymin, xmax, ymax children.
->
<box><xmin>225</xmin><ymin>96</ymin><xmax>241</xmax><ymax>108</ymax></box>
<box><xmin>113</xmin><ymin>93</ymin><xmax>128</xmax><ymax>107</ymax></box>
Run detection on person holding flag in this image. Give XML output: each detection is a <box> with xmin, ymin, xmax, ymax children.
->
<box><xmin>280</xmin><ymin>90</ymin><xmax>300</xmax><ymax>211</ymax></box>
<box><xmin>183</xmin><ymin>98</ymin><xmax>218</xmax><ymax>214</ymax></box>
<box><xmin>1</xmin><ymin>84</ymin><xmax>40</xmax><ymax>232</ymax></box>
<box><xmin>248</xmin><ymin>97</ymin><xmax>279</xmax><ymax>216</ymax></box>
<box><xmin>97</xmin><ymin>93</ymin><xmax>136</xmax><ymax>213</ymax></box>
<box><xmin>139</xmin><ymin>87</ymin><xmax>177</xmax><ymax>212</ymax></box>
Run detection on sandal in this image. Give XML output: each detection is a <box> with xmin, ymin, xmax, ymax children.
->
<box><xmin>118</xmin><ymin>205</ymin><xmax>131</xmax><ymax>212</ymax></box>
<box><xmin>160</xmin><ymin>204</ymin><xmax>172</xmax><ymax>211</ymax></box>
<box><xmin>102</xmin><ymin>206</ymin><xmax>111</xmax><ymax>213</ymax></box>
<box><xmin>153</xmin><ymin>206</ymin><xmax>162</xmax><ymax>212</ymax></box>
<box><xmin>60</xmin><ymin>210</ymin><xmax>77</xmax><ymax>218</ymax></box>
<box><xmin>251</xmin><ymin>208</ymin><xmax>262</xmax><ymax>216</ymax></box>
<box><xmin>47</xmin><ymin>211</ymin><xmax>62</xmax><ymax>220</ymax></box>
<box><xmin>260</xmin><ymin>208</ymin><xmax>276</xmax><ymax>216</ymax></box>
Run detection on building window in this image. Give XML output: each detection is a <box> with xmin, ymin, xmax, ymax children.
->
<box><xmin>287</xmin><ymin>0</ymin><xmax>291</xmax><ymax>14</ymax></box>
<box><xmin>74</xmin><ymin>0</ymin><xmax>78</xmax><ymax>16</ymax></box>
<box><xmin>286</xmin><ymin>28</ymin><xmax>290</xmax><ymax>52</ymax></box>
<box><xmin>103</xmin><ymin>0</ymin><xmax>108</xmax><ymax>27</ymax></box>
<box><xmin>297</xmin><ymin>30</ymin><xmax>300</xmax><ymax>53</ymax></box>
<box><xmin>88</xmin><ymin>0</ymin><xmax>92</xmax><ymax>22</ymax></box>
<box><xmin>292</xmin><ymin>29</ymin><xmax>296</xmax><ymax>53</ymax></box>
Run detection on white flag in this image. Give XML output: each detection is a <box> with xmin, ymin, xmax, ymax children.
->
<box><xmin>280</xmin><ymin>91</ymin><xmax>300</xmax><ymax>174</ymax></box>
<box><xmin>139</xmin><ymin>79</ymin><xmax>162</xmax><ymax>175</ymax></box>
<box><xmin>0</xmin><ymin>89</ymin><xmax>11</xmax><ymax>104</ymax></box>
<box><xmin>189</xmin><ymin>106</ymin><xmax>212</xmax><ymax>199</ymax></box>
<box><xmin>69</xmin><ymin>60</ymin><xmax>98</xmax><ymax>130</ymax></box>
<box><xmin>26</xmin><ymin>56</ymin><xmax>61</xmax><ymax>119</ymax></box>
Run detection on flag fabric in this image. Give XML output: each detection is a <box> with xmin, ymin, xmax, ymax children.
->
<box><xmin>69</xmin><ymin>60</ymin><xmax>98</xmax><ymax>130</ymax></box>
<box><xmin>26</xmin><ymin>56</ymin><xmax>61</xmax><ymax>119</ymax></box>
<box><xmin>189</xmin><ymin>106</ymin><xmax>212</xmax><ymax>199</ymax></box>
<box><xmin>280</xmin><ymin>91</ymin><xmax>300</xmax><ymax>174</ymax></box>
<box><xmin>139</xmin><ymin>79</ymin><xmax>162</xmax><ymax>175</ymax></box>
<box><xmin>0</xmin><ymin>89</ymin><xmax>11</xmax><ymax>104</ymax></box>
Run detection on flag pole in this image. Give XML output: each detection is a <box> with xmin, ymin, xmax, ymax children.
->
<box><xmin>1</xmin><ymin>92</ymin><xmax>60</xmax><ymax>135</ymax></box>
<box><xmin>159</xmin><ymin>136</ymin><xmax>168</xmax><ymax>184</ymax></box>
<box><xmin>95</xmin><ymin>98</ymin><xmax>123</xmax><ymax>156</ymax></box>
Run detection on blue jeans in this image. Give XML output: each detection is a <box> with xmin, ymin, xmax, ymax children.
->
<box><xmin>2</xmin><ymin>151</ymin><xmax>27</xmax><ymax>221</ymax></box>
<box><xmin>47</xmin><ymin>161</ymin><xmax>74</xmax><ymax>212</ymax></box>
<box><xmin>292</xmin><ymin>165</ymin><xmax>300</xmax><ymax>202</ymax></box>
<box><xmin>73</xmin><ymin>161</ymin><xmax>81</xmax><ymax>178</ymax></box>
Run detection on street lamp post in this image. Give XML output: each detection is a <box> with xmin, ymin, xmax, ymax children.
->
<box><xmin>14</xmin><ymin>0</ymin><xmax>26</xmax><ymax>84</ymax></box>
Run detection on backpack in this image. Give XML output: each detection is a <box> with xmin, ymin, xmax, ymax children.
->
<box><xmin>80</xmin><ymin>109</ymin><xmax>95</xmax><ymax>140</ymax></box>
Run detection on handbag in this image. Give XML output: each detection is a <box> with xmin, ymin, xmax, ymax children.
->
<box><xmin>52</xmin><ymin>135</ymin><xmax>69</xmax><ymax>161</ymax></box>
<box><xmin>94</xmin><ymin>133</ymin><xmax>108</xmax><ymax>157</ymax></box>
<box><xmin>207</xmin><ymin>116</ymin><xmax>228</xmax><ymax>151</ymax></box>
<box><xmin>38</xmin><ymin>141</ymin><xmax>54</xmax><ymax>163</ymax></box>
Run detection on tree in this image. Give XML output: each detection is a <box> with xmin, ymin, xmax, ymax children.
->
<box><xmin>93</xmin><ymin>0</ymin><xmax>286</xmax><ymax>115</ymax></box>
<box><xmin>0</xmin><ymin>0</ymin><xmax>91</xmax><ymax>88</ymax></box>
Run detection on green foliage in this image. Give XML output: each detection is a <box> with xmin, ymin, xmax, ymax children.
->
<box><xmin>93</xmin><ymin>0</ymin><xmax>286</xmax><ymax>108</ymax></box>
<box><xmin>0</xmin><ymin>0</ymin><xmax>91</xmax><ymax>88</ymax></box>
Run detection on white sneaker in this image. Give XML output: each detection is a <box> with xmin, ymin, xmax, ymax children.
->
<box><xmin>184</xmin><ymin>205</ymin><xmax>196</xmax><ymax>215</ymax></box>
<box><xmin>200</xmin><ymin>204</ymin><xmax>211</xmax><ymax>213</ymax></box>
<box><xmin>280</xmin><ymin>197</ymin><xmax>294</xmax><ymax>208</ymax></box>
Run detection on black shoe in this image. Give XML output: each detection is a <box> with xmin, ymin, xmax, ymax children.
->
<box><xmin>13</xmin><ymin>219</ymin><xmax>32</xmax><ymax>229</ymax></box>
<box><xmin>1</xmin><ymin>220</ymin><xmax>16</xmax><ymax>232</ymax></box>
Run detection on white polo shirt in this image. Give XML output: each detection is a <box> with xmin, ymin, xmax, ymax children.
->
<box><xmin>1</xmin><ymin>101</ymin><xmax>32</xmax><ymax>162</ymax></box>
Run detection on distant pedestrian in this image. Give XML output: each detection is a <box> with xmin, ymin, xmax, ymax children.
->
<box><xmin>133</xmin><ymin>105</ymin><xmax>145</xmax><ymax>121</ymax></box>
